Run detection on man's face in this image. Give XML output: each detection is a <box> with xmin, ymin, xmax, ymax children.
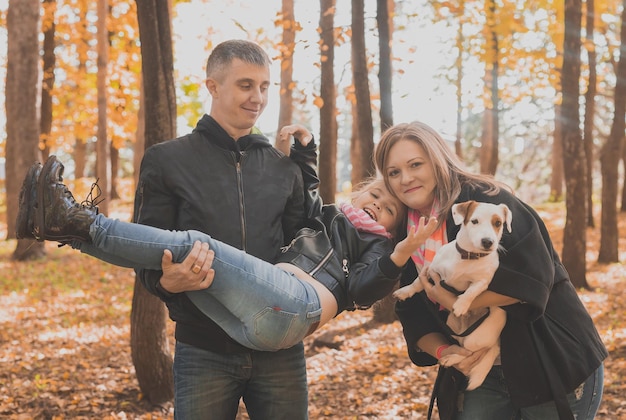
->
<box><xmin>207</xmin><ymin>58</ymin><xmax>270</xmax><ymax>140</ymax></box>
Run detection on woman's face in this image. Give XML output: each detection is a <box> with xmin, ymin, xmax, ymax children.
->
<box><xmin>384</xmin><ymin>139</ymin><xmax>437</xmax><ymax>214</ymax></box>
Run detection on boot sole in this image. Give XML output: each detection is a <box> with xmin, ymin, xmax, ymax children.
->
<box><xmin>36</xmin><ymin>155</ymin><xmax>62</xmax><ymax>242</ymax></box>
<box><xmin>15</xmin><ymin>162</ymin><xmax>42</xmax><ymax>239</ymax></box>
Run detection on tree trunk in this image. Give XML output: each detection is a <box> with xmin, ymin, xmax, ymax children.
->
<box><xmin>134</xmin><ymin>77</ymin><xmax>145</xmax><ymax>190</ymax></box>
<box><xmin>622</xmin><ymin>138</ymin><xmax>626</xmax><ymax>212</ymax></box>
<box><xmin>74</xmin><ymin>139</ymin><xmax>87</xmax><ymax>178</ymax></box>
<box><xmin>110</xmin><ymin>144</ymin><xmax>120</xmax><ymax>200</ymax></box>
<box><xmin>276</xmin><ymin>0</ymin><xmax>295</xmax><ymax>138</ymax></box>
<box><xmin>560</xmin><ymin>0</ymin><xmax>589</xmax><ymax>288</ymax></box>
<box><xmin>376</xmin><ymin>0</ymin><xmax>393</xmax><ymax>133</ymax></box>
<box><xmin>132</xmin><ymin>0</ymin><xmax>178</xmax><ymax>405</ymax></box>
<box><xmin>6</xmin><ymin>0</ymin><xmax>45</xmax><ymax>260</ymax></box>
<box><xmin>550</xmin><ymin>104</ymin><xmax>564</xmax><ymax>201</ymax></box>
<box><xmin>40</xmin><ymin>0</ymin><xmax>56</xmax><ymax>162</ymax></box>
<box><xmin>372</xmin><ymin>0</ymin><xmax>396</xmax><ymax>323</ymax></box>
<box><xmin>598</xmin><ymin>0</ymin><xmax>626</xmax><ymax>264</ymax></box>
<box><xmin>454</xmin><ymin>2</ymin><xmax>466</xmax><ymax>161</ymax></box>
<box><xmin>582</xmin><ymin>0</ymin><xmax>596</xmax><ymax>227</ymax></box>
<box><xmin>351</xmin><ymin>0</ymin><xmax>375</xmax><ymax>183</ymax></box>
<box><xmin>319</xmin><ymin>0</ymin><xmax>337</xmax><ymax>203</ymax></box>
<box><xmin>96</xmin><ymin>0</ymin><xmax>110</xmax><ymax>216</ymax></box>
<box><xmin>480</xmin><ymin>0</ymin><xmax>499</xmax><ymax>176</ymax></box>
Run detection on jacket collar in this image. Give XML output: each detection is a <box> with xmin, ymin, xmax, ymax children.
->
<box><xmin>194</xmin><ymin>114</ymin><xmax>271</xmax><ymax>152</ymax></box>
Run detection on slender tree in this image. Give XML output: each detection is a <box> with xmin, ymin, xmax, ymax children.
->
<box><xmin>560</xmin><ymin>0</ymin><xmax>589</xmax><ymax>288</ymax></box>
<box><xmin>276</xmin><ymin>0</ymin><xmax>296</xmax><ymax>138</ymax></box>
<box><xmin>376</xmin><ymin>0</ymin><xmax>393</xmax><ymax>133</ymax></box>
<box><xmin>96</xmin><ymin>0</ymin><xmax>110</xmax><ymax>216</ymax></box>
<box><xmin>454</xmin><ymin>2</ymin><xmax>466</xmax><ymax>160</ymax></box>
<box><xmin>132</xmin><ymin>0</ymin><xmax>177</xmax><ymax>405</ymax></box>
<box><xmin>550</xmin><ymin>104</ymin><xmax>565</xmax><ymax>201</ymax></box>
<box><xmin>40</xmin><ymin>0</ymin><xmax>57</xmax><ymax>162</ymax></box>
<box><xmin>622</xmin><ymin>141</ymin><xmax>626</xmax><ymax>212</ymax></box>
<box><xmin>597</xmin><ymin>0</ymin><xmax>626</xmax><ymax>263</ymax></box>
<box><xmin>351</xmin><ymin>0</ymin><xmax>375</xmax><ymax>183</ymax></box>
<box><xmin>7</xmin><ymin>0</ymin><xmax>45</xmax><ymax>260</ymax></box>
<box><xmin>479</xmin><ymin>0</ymin><xmax>499</xmax><ymax>176</ymax></box>
<box><xmin>319</xmin><ymin>0</ymin><xmax>338</xmax><ymax>202</ymax></box>
<box><xmin>582</xmin><ymin>0</ymin><xmax>597</xmax><ymax>227</ymax></box>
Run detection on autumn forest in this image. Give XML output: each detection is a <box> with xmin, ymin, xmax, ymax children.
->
<box><xmin>1</xmin><ymin>0</ymin><xmax>626</xmax><ymax>418</ymax></box>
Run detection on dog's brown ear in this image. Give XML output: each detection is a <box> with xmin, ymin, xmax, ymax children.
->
<box><xmin>452</xmin><ymin>200</ymin><xmax>475</xmax><ymax>225</ymax></box>
<box><xmin>500</xmin><ymin>204</ymin><xmax>512</xmax><ymax>232</ymax></box>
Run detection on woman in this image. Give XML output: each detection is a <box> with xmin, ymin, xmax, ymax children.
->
<box><xmin>374</xmin><ymin>121</ymin><xmax>606</xmax><ymax>419</ymax></box>
<box><xmin>17</xmin><ymin>147</ymin><xmax>437</xmax><ymax>352</ymax></box>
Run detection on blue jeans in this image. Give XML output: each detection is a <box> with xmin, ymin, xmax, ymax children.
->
<box><xmin>457</xmin><ymin>364</ymin><xmax>604</xmax><ymax>419</ymax></box>
<box><xmin>173</xmin><ymin>341</ymin><xmax>308</xmax><ymax>420</ymax></box>
<box><xmin>72</xmin><ymin>214</ymin><xmax>323</xmax><ymax>351</ymax></box>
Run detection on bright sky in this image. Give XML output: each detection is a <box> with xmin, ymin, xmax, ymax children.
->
<box><xmin>171</xmin><ymin>0</ymin><xmax>462</xmax><ymax>138</ymax></box>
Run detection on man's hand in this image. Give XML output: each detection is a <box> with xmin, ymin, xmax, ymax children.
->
<box><xmin>275</xmin><ymin>124</ymin><xmax>313</xmax><ymax>155</ymax></box>
<box><xmin>158</xmin><ymin>241</ymin><xmax>215</xmax><ymax>293</ymax></box>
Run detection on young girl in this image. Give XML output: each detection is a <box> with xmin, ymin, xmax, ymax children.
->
<box><xmin>17</xmin><ymin>152</ymin><xmax>437</xmax><ymax>352</ymax></box>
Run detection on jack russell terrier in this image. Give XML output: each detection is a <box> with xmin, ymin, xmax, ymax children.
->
<box><xmin>394</xmin><ymin>200</ymin><xmax>512</xmax><ymax>390</ymax></box>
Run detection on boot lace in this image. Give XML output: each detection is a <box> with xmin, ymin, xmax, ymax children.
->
<box><xmin>81</xmin><ymin>179</ymin><xmax>104</xmax><ymax>208</ymax></box>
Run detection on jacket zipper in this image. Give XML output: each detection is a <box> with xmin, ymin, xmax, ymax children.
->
<box><xmin>236</xmin><ymin>152</ymin><xmax>246</xmax><ymax>251</ymax></box>
<box><xmin>309</xmin><ymin>248</ymin><xmax>334</xmax><ymax>277</ymax></box>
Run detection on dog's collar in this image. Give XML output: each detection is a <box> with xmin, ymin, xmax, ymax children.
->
<box><xmin>455</xmin><ymin>243</ymin><xmax>491</xmax><ymax>260</ymax></box>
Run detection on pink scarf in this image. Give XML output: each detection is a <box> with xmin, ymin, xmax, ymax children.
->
<box><xmin>340</xmin><ymin>203</ymin><xmax>392</xmax><ymax>239</ymax></box>
<box><xmin>408</xmin><ymin>202</ymin><xmax>447</xmax><ymax>271</ymax></box>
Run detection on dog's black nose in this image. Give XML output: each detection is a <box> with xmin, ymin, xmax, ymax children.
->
<box><xmin>481</xmin><ymin>238</ymin><xmax>494</xmax><ymax>249</ymax></box>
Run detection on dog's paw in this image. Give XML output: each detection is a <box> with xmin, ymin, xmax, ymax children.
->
<box><xmin>393</xmin><ymin>286</ymin><xmax>415</xmax><ymax>301</ymax></box>
<box><xmin>452</xmin><ymin>298</ymin><xmax>471</xmax><ymax>317</ymax></box>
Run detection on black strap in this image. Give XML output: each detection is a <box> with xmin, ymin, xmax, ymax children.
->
<box><xmin>530</xmin><ymin>325</ymin><xmax>575</xmax><ymax>420</ymax></box>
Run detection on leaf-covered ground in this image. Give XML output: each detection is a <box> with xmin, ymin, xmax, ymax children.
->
<box><xmin>0</xmin><ymin>200</ymin><xmax>624</xmax><ymax>419</ymax></box>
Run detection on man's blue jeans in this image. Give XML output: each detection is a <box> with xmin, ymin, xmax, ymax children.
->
<box><xmin>72</xmin><ymin>214</ymin><xmax>323</xmax><ymax>351</ymax></box>
<box><xmin>457</xmin><ymin>364</ymin><xmax>604</xmax><ymax>419</ymax></box>
<box><xmin>173</xmin><ymin>341</ymin><xmax>308</xmax><ymax>420</ymax></box>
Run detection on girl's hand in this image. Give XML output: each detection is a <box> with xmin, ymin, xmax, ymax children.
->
<box><xmin>402</xmin><ymin>216</ymin><xmax>438</xmax><ymax>252</ymax></box>
<box><xmin>390</xmin><ymin>216</ymin><xmax>438</xmax><ymax>267</ymax></box>
<box><xmin>276</xmin><ymin>124</ymin><xmax>313</xmax><ymax>155</ymax></box>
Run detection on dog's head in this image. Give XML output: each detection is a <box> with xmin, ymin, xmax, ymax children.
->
<box><xmin>452</xmin><ymin>201</ymin><xmax>512</xmax><ymax>253</ymax></box>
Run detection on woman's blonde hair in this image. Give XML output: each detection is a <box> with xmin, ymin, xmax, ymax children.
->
<box><xmin>373</xmin><ymin>121</ymin><xmax>506</xmax><ymax>219</ymax></box>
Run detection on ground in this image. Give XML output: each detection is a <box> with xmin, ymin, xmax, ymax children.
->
<box><xmin>0</xmin><ymin>199</ymin><xmax>624</xmax><ymax>419</ymax></box>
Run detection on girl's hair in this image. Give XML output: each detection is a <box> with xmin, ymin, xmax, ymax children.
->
<box><xmin>373</xmin><ymin>121</ymin><xmax>507</xmax><ymax>219</ymax></box>
<box><xmin>351</xmin><ymin>176</ymin><xmax>408</xmax><ymax>239</ymax></box>
<box><xmin>205</xmin><ymin>40</ymin><xmax>271</xmax><ymax>81</ymax></box>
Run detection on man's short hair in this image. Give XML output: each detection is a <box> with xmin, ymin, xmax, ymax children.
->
<box><xmin>205</xmin><ymin>40</ymin><xmax>271</xmax><ymax>81</ymax></box>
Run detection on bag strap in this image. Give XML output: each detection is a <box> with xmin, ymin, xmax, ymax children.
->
<box><xmin>530</xmin><ymin>325</ymin><xmax>575</xmax><ymax>420</ymax></box>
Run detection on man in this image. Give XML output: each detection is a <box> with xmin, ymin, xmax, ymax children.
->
<box><xmin>134</xmin><ymin>40</ymin><xmax>309</xmax><ymax>419</ymax></box>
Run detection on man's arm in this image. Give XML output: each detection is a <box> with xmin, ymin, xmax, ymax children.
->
<box><xmin>133</xmin><ymin>148</ymin><xmax>212</xmax><ymax>298</ymax></box>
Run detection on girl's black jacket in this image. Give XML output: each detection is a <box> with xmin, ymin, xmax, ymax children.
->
<box><xmin>278</xmin><ymin>141</ymin><xmax>402</xmax><ymax>313</ymax></box>
<box><xmin>396</xmin><ymin>184</ymin><xmax>608</xmax><ymax>409</ymax></box>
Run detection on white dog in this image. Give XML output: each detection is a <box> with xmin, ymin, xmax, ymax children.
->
<box><xmin>394</xmin><ymin>200</ymin><xmax>512</xmax><ymax>390</ymax></box>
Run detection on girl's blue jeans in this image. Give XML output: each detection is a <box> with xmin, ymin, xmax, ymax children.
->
<box><xmin>71</xmin><ymin>214</ymin><xmax>322</xmax><ymax>351</ymax></box>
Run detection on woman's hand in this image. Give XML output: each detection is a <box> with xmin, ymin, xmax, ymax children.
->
<box><xmin>450</xmin><ymin>347</ymin><xmax>491</xmax><ymax>376</ymax></box>
<box><xmin>419</xmin><ymin>268</ymin><xmax>456</xmax><ymax>311</ymax></box>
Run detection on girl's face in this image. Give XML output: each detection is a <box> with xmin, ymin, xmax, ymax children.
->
<box><xmin>352</xmin><ymin>182</ymin><xmax>403</xmax><ymax>233</ymax></box>
<box><xmin>383</xmin><ymin>139</ymin><xmax>437</xmax><ymax>215</ymax></box>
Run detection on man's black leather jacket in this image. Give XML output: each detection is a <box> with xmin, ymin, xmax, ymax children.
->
<box><xmin>134</xmin><ymin>115</ymin><xmax>307</xmax><ymax>354</ymax></box>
